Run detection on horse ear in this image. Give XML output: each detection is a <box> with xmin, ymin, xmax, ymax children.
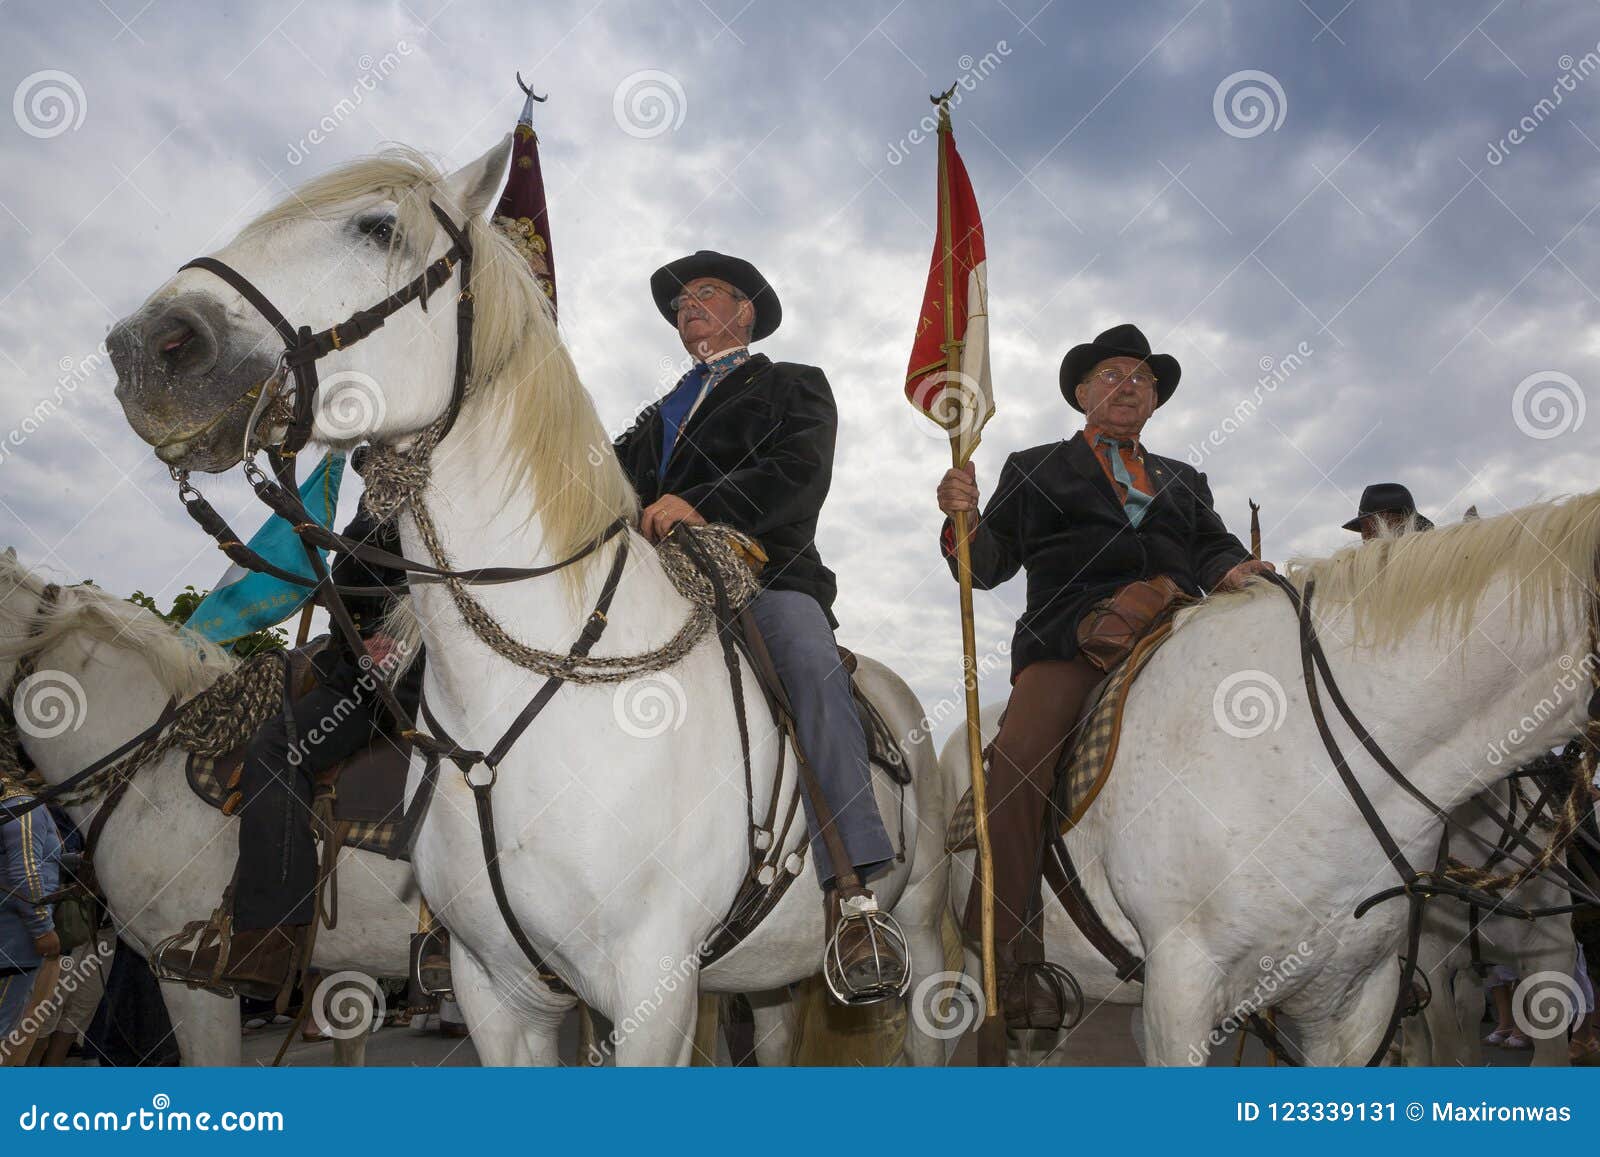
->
<box><xmin>440</xmin><ymin>134</ymin><xmax>513</xmax><ymax>225</ymax></box>
<box><xmin>2</xmin><ymin>547</ymin><xmax>14</xmax><ymax>562</ymax></box>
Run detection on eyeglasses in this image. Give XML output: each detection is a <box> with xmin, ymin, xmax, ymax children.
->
<box><xmin>1087</xmin><ymin>366</ymin><xmax>1157</xmax><ymax>391</ymax></box>
<box><xmin>670</xmin><ymin>284</ymin><xmax>741</xmax><ymax>312</ymax></box>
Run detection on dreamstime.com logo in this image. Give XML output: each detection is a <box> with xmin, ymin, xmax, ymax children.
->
<box><xmin>613</xmin><ymin>672</ymin><xmax>689</xmax><ymax>739</ymax></box>
<box><xmin>908</xmin><ymin>970</ymin><xmax>985</xmax><ymax>1040</ymax></box>
<box><xmin>1511</xmin><ymin>970</ymin><xmax>1583</xmax><ymax>1040</ymax></box>
<box><xmin>13</xmin><ymin>70</ymin><xmax>86</xmax><ymax>139</ymax></box>
<box><xmin>16</xmin><ymin>1095</ymin><xmax>283</xmax><ymax>1133</ymax></box>
<box><xmin>1213</xmin><ymin>70</ymin><xmax>1287</xmax><ymax>139</ymax></box>
<box><xmin>1212</xmin><ymin>669</ymin><xmax>1287</xmax><ymax>739</ymax></box>
<box><xmin>613</xmin><ymin>70</ymin><xmax>687</xmax><ymax>139</ymax></box>
<box><xmin>13</xmin><ymin>670</ymin><xmax>87</xmax><ymax>740</ymax></box>
<box><xmin>1511</xmin><ymin>370</ymin><xmax>1584</xmax><ymax>440</ymax></box>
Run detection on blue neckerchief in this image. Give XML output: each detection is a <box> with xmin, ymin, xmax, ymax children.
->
<box><xmin>1094</xmin><ymin>433</ymin><xmax>1154</xmax><ymax>527</ymax></box>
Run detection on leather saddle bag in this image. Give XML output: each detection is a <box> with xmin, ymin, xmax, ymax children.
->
<box><xmin>1076</xmin><ymin>575</ymin><xmax>1182</xmax><ymax>672</ymax></box>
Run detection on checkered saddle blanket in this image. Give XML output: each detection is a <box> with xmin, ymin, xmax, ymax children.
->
<box><xmin>946</xmin><ymin>616</ymin><xmax>1179</xmax><ymax>854</ymax></box>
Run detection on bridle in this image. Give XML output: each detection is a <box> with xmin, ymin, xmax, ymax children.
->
<box><xmin>180</xmin><ymin>200</ymin><xmax>477</xmax><ymax>459</ymax></box>
<box><xmin>170</xmin><ymin>195</ymin><xmax>625</xmax><ymax>996</ymax></box>
<box><xmin>1241</xmin><ymin>570</ymin><xmax>1600</xmax><ymax>1066</ymax></box>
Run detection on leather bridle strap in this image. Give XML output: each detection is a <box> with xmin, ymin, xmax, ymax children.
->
<box><xmin>408</xmin><ymin>536</ymin><xmax>630</xmax><ymax>996</ymax></box>
<box><xmin>179</xmin><ymin>202</ymin><xmax>468</xmax><ymax>456</ymax></box>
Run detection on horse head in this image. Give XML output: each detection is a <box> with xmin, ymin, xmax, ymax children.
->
<box><xmin>109</xmin><ymin>137</ymin><xmax>515</xmax><ymax>473</ymax></box>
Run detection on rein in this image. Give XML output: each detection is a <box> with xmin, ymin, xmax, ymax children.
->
<box><xmin>1253</xmin><ymin>570</ymin><xmax>1600</xmax><ymax>1065</ymax></box>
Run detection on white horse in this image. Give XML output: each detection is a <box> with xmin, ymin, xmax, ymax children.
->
<box><xmin>1400</xmin><ymin>788</ymin><xmax>1576</xmax><ymax>1067</ymax></box>
<box><xmin>0</xmin><ymin>548</ymin><xmax>433</xmax><ymax>1065</ymax></box>
<box><xmin>940</xmin><ymin>499</ymin><xmax>1600</xmax><ymax>1065</ymax></box>
<box><xmin>108</xmin><ymin>138</ymin><xmax>950</xmax><ymax>1065</ymax></box>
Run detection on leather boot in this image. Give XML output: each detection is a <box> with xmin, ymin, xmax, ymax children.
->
<box><xmin>995</xmin><ymin>926</ymin><xmax>1073</xmax><ymax>1033</ymax></box>
<box><xmin>822</xmin><ymin>886</ymin><xmax>909</xmax><ymax>1005</ymax></box>
<box><xmin>182</xmin><ymin>926</ymin><xmax>300</xmax><ymax>1002</ymax></box>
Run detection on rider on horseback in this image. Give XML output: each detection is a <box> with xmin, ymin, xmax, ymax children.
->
<box><xmin>170</xmin><ymin>473</ymin><xmax>420</xmax><ymax>997</ymax></box>
<box><xmin>613</xmin><ymin>250</ymin><xmax>908</xmax><ymax>1003</ymax></box>
<box><xmin>936</xmin><ymin>323</ymin><xmax>1273</xmax><ymax>1031</ymax></box>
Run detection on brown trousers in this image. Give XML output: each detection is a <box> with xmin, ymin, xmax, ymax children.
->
<box><xmin>962</xmin><ymin>657</ymin><xmax>1104</xmax><ymax>952</ymax></box>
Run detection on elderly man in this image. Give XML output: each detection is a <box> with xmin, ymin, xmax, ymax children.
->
<box><xmin>1343</xmin><ymin>482</ymin><xmax>1434</xmax><ymax>540</ymax></box>
<box><xmin>613</xmin><ymin>250</ymin><xmax>906</xmax><ymax>1003</ymax></box>
<box><xmin>936</xmin><ymin>323</ymin><xmax>1273</xmax><ymax>1029</ymax></box>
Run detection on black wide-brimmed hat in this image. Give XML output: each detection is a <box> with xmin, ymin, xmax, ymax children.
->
<box><xmin>650</xmin><ymin>250</ymin><xmax>781</xmax><ymax>341</ymax></box>
<box><xmin>1342</xmin><ymin>482</ymin><xmax>1434</xmax><ymax>533</ymax></box>
<box><xmin>1059</xmin><ymin>323</ymin><xmax>1181</xmax><ymax>411</ymax></box>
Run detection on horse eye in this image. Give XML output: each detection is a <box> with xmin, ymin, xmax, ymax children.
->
<box><xmin>359</xmin><ymin>217</ymin><xmax>395</xmax><ymax>244</ymax></box>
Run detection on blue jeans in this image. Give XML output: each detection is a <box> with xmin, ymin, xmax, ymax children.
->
<box><xmin>747</xmin><ymin>589</ymin><xmax>894</xmax><ymax>886</ymax></box>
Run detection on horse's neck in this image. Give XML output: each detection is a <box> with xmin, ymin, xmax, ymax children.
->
<box><xmin>395</xmin><ymin>418</ymin><xmax>638</xmax><ymax>695</ymax></box>
<box><xmin>1321</xmin><ymin>595</ymin><xmax>1588</xmax><ymax>815</ymax></box>
<box><xmin>26</xmin><ymin>629</ymin><xmax>191</xmax><ymax>829</ymax></box>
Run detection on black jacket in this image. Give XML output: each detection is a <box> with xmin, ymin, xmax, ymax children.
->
<box><xmin>614</xmin><ymin>353</ymin><xmax>840</xmax><ymax>625</ymax></box>
<box><xmin>945</xmin><ymin>431</ymin><xmax>1250</xmax><ymax>678</ymax></box>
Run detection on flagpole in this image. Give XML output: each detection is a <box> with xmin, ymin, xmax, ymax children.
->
<box><xmin>933</xmin><ymin>88</ymin><xmax>1000</xmax><ymax>1037</ymax></box>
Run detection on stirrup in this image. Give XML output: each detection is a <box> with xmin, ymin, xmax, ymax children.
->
<box><xmin>821</xmin><ymin>894</ymin><xmax>911</xmax><ymax>1007</ymax></box>
<box><xmin>408</xmin><ymin>925</ymin><xmax>454</xmax><ymax>1010</ymax></box>
<box><xmin>151</xmin><ymin>911</ymin><xmax>237</xmax><ymax>998</ymax></box>
<box><xmin>1002</xmin><ymin>959</ymin><xmax>1084</xmax><ymax>1035</ymax></box>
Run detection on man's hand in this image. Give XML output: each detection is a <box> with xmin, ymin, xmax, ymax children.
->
<box><xmin>640</xmin><ymin>494</ymin><xmax>706</xmax><ymax>543</ymax></box>
<box><xmin>362</xmin><ymin>632</ymin><xmax>397</xmax><ymax>671</ymax></box>
<box><xmin>1214</xmin><ymin>558</ymin><xmax>1277</xmax><ymax>593</ymax></box>
<box><xmin>33</xmin><ymin>930</ymin><xmax>60</xmax><ymax>958</ymax></box>
<box><xmin>937</xmin><ymin>463</ymin><xmax>980</xmax><ymax>516</ymax></box>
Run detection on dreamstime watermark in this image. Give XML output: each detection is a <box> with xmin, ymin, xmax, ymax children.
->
<box><xmin>0</xmin><ymin>344</ymin><xmax>108</xmax><ymax>468</ymax></box>
<box><xmin>1511</xmin><ymin>370</ymin><xmax>1584</xmax><ymax>440</ymax></box>
<box><xmin>884</xmin><ymin>42</ymin><xmax>1012</xmax><ymax>165</ymax></box>
<box><xmin>1186</xmin><ymin>341</ymin><xmax>1313</xmax><ymax>465</ymax></box>
<box><xmin>1487</xmin><ymin>45</ymin><xmax>1600</xmax><ymax>165</ymax></box>
<box><xmin>612</xmin><ymin>70</ymin><xmax>687</xmax><ymax>139</ymax></box>
<box><xmin>13</xmin><ymin>70</ymin><xmax>86</xmax><ymax>139</ymax></box>
<box><xmin>613</xmin><ymin>672</ymin><xmax>689</xmax><ymax>739</ymax></box>
<box><xmin>585</xmin><ymin>939</ymin><xmax>715</xmax><ymax>1063</ymax></box>
<box><xmin>1212</xmin><ymin>669</ymin><xmax>1286</xmax><ymax>739</ymax></box>
<box><xmin>905</xmin><ymin>369</ymin><xmax>992</xmax><ymax>449</ymax></box>
<box><xmin>1213</xmin><ymin>70</ymin><xmax>1287</xmax><ymax>139</ymax></box>
<box><xmin>313</xmin><ymin>370</ymin><xmax>387</xmax><ymax>441</ymax></box>
<box><xmin>13</xmin><ymin>670</ymin><xmax>87</xmax><ymax>740</ymax></box>
<box><xmin>908</xmin><ymin>969</ymin><xmax>985</xmax><ymax>1040</ymax></box>
<box><xmin>1484</xmin><ymin>650</ymin><xmax>1598</xmax><ymax>767</ymax></box>
<box><xmin>0</xmin><ymin>944</ymin><xmax>109</xmax><ymax>1063</ymax></box>
<box><xmin>16</xmin><ymin>1094</ymin><xmax>283</xmax><ymax>1133</ymax></box>
<box><xmin>1186</xmin><ymin>941</ymin><xmax>1313</xmax><ymax>1063</ymax></box>
<box><xmin>1511</xmin><ymin>970</ymin><xmax>1584</xmax><ymax>1040</ymax></box>
<box><xmin>906</xmin><ymin>638</ymin><xmax>1011</xmax><ymax>746</ymax></box>
<box><xmin>309</xmin><ymin>971</ymin><xmax>385</xmax><ymax>1040</ymax></box>
<box><xmin>284</xmin><ymin>42</ymin><xmax>414</xmax><ymax>165</ymax></box>
<box><xmin>283</xmin><ymin>647</ymin><xmax>408</xmax><ymax>768</ymax></box>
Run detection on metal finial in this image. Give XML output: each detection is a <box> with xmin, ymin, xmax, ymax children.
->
<box><xmin>930</xmin><ymin>82</ymin><xmax>957</xmax><ymax>106</ymax></box>
<box><xmin>516</xmin><ymin>72</ymin><xmax>548</xmax><ymax>102</ymax></box>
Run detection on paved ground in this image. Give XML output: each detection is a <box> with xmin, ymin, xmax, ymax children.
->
<box><xmin>239</xmin><ymin>1000</ymin><xmax>1540</xmax><ymax>1067</ymax></box>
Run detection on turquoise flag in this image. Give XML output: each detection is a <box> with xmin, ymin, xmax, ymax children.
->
<box><xmin>187</xmin><ymin>452</ymin><xmax>346</xmax><ymax>645</ymax></box>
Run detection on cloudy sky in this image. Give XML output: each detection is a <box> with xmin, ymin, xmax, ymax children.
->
<box><xmin>3</xmin><ymin>0</ymin><xmax>1600</xmax><ymax>730</ymax></box>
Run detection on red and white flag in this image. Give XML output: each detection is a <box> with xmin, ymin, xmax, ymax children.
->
<box><xmin>904</xmin><ymin>118</ymin><xmax>993</xmax><ymax>464</ymax></box>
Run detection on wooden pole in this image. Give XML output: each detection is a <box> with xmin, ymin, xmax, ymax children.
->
<box><xmin>1249</xmin><ymin>499</ymin><xmax>1261</xmax><ymax>561</ymax></box>
<box><xmin>294</xmin><ymin>600</ymin><xmax>315</xmax><ymax>647</ymax></box>
<box><xmin>933</xmin><ymin>93</ymin><xmax>999</xmax><ymax>1038</ymax></box>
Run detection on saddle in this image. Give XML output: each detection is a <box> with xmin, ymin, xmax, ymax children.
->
<box><xmin>945</xmin><ymin>613</ymin><xmax>1179</xmax><ymax>856</ymax></box>
<box><xmin>184</xmin><ymin>638</ymin><xmax>412</xmax><ymax>860</ymax></box>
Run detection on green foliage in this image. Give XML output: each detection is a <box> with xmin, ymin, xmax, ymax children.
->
<box><xmin>126</xmin><ymin>585</ymin><xmax>288</xmax><ymax>656</ymax></box>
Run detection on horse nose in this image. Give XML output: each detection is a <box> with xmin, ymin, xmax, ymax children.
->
<box><xmin>112</xmin><ymin>298</ymin><xmax>226</xmax><ymax>383</ymax></box>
